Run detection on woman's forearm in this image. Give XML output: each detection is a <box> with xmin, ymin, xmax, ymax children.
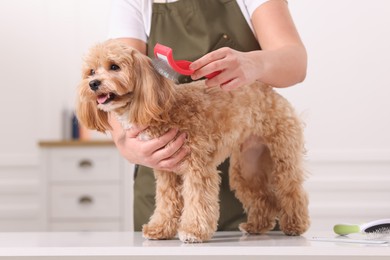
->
<box><xmin>252</xmin><ymin>44</ymin><xmax>307</xmax><ymax>88</ymax></box>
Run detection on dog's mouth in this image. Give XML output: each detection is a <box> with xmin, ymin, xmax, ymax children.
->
<box><xmin>97</xmin><ymin>92</ymin><xmax>116</xmax><ymax>104</ymax></box>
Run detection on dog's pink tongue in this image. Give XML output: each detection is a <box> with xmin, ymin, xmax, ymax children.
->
<box><xmin>97</xmin><ymin>94</ymin><xmax>109</xmax><ymax>104</ymax></box>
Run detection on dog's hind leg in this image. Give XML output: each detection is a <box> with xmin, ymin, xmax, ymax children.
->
<box><xmin>178</xmin><ymin>166</ymin><xmax>220</xmax><ymax>243</ymax></box>
<box><xmin>266</xmin><ymin>126</ymin><xmax>310</xmax><ymax>236</ymax></box>
<box><xmin>142</xmin><ymin>170</ymin><xmax>183</xmax><ymax>240</ymax></box>
<box><xmin>230</xmin><ymin>136</ymin><xmax>278</xmax><ymax>234</ymax></box>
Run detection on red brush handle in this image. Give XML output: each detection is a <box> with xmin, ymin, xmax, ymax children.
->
<box><xmin>154</xmin><ymin>44</ymin><xmax>193</xmax><ymax>75</ymax></box>
<box><xmin>154</xmin><ymin>43</ymin><xmax>221</xmax><ymax>79</ymax></box>
<box><xmin>205</xmin><ymin>70</ymin><xmax>221</xmax><ymax>79</ymax></box>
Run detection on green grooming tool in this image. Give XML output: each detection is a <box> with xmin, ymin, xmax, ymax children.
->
<box><xmin>334</xmin><ymin>219</ymin><xmax>390</xmax><ymax>236</ymax></box>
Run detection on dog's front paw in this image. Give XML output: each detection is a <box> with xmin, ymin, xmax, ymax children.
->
<box><xmin>178</xmin><ymin>232</ymin><xmax>204</xmax><ymax>243</ymax></box>
<box><xmin>178</xmin><ymin>229</ymin><xmax>213</xmax><ymax>243</ymax></box>
<box><xmin>142</xmin><ymin>223</ymin><xmax>177</xmax><ymax>240</ymax></box>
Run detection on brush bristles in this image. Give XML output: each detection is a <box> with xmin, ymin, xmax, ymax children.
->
<box><xmin>365</xmin><ymin>223</ymin><xmax>390</xmax><ymax>233</ymax></box>
<box><xmin>152</xmin><ymin>58</ymin><xmax>181</xmax><ymax>83</ymax></box>
<box><xmin>364</xmin><ymin>227</ymin><xmax>390</xmax><ymax>240</ymax></box>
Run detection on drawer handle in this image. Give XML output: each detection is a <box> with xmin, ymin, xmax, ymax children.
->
<box><xmin>78</xmin><ymin>159</ymin><xmax>93</xmax><ymax>168</ymax></box>
<box><xmin>78</xmin><ymin>195</ymin><xmax>94</xmax><ymax>205</ymax></box>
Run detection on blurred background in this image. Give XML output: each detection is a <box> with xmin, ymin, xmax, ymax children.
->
<box><xmin>0</xmin><ymin>0</ymin><xmax>389</xmax><ymax>232</ymax></box>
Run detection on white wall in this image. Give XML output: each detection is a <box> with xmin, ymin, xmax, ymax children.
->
<box><xmin>0</xmin><ymin>0</ymin><xmax>111</xmax><ymax>166</ymax></box>
<box><xmin>0</xmin><ymin>0</ymin><xmax>389</xmax><ymax>231</ymax></box>
<box><xmin>286</xmin><ymin>0</ymin><xmax>390</xmax><ymax>160</ymax></box>
<box><xmin>0</xmin><ymin>0</ymin><xmax>112</xmax><ymax>230</ymax></box>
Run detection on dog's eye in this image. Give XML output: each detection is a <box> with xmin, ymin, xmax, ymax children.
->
<box><xmin>110</xmin><ymin>64</ymin><xmax>120</xmax><ymax>71</ymax></box>
<box><xmin>90</xmin><ymin>69</ymin><xmax>95</xmax><ymax>76</ymax></box>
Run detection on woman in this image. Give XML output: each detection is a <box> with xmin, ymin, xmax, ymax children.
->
<box><xmin>107</xmin><ymin>0</ymin><xmax>307</xmax><ymax>231</ymax></box>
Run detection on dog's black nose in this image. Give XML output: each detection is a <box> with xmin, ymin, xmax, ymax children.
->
<box><xmin>89</xmin><ymin>79</ymin><xmax>101</xmax><ymax>91</ymax></box>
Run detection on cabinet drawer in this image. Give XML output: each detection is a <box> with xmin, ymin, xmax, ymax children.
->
<box><xmin>50</xmin><ymin>184</ymin><xmax>121</xmax><ymax>219</ymax></box>
<box><xmin>48</xmin><ymin>147</ymin><xmax>121</xmax><ymax>181</ymax></box>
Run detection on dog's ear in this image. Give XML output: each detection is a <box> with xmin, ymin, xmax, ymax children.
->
<box><xmin>76</xmin><ymin>97</ymin><xmax>111</xmax><ymax>133</ymax></box>
<box><xmin>128</xmin><ymin>51</ymin><xmax>176</xmax><ymax>125</ymax></box>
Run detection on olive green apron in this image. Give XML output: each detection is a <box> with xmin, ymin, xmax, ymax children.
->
<box><xmin>133</xmin><ymin>0</ymin><xmax>261</xmax><ymax>231</ymax></box>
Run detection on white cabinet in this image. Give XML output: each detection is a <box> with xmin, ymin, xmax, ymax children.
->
<box><xmin>39</xmin><ymin>141</ymin><xmax>134</xmax><ymax>231</ymax></box>
<box><xmin>0</xmin><ymin>167</ymin><xmax>42</xmax><ymax>231</ymax></box>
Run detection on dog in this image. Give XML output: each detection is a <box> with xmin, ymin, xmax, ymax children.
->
<box><xmin>76</xmin><ymin>39</ymin><xmax>310</xmax><ymax>243</ymax></box>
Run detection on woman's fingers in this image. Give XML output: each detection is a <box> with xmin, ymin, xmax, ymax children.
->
<box><xmin>190</xmin><ymin>47</ymin><xmax>256</xmax><ymax>89</ymax></box>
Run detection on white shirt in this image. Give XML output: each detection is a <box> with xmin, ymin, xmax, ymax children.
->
<box><xmin>108</xmin><ymin>0</ymin><xmax>268</xmax><ymax>41</ymax></box>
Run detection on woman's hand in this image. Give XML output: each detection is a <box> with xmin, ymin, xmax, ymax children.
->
<box><xmin>190</xmin><ymin>47</ymin><xmax>261</xmax><ymax>91</ymax></box>
<box><xmin>190</xmin><ymin>0</ymin><xmax>307</xmax><ymax>90</ymax></box>
<box><xmin>109</xmin><ymin>115</ymin><xmax>189</xmax><ymax>171</ymax></box>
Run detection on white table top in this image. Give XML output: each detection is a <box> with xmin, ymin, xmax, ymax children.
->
<box><xmin>0</xmin><ymin>231</ymin><xmax>388</xmax><ymax>259</ymax></box>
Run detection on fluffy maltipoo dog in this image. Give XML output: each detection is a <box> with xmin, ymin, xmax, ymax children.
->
<box><xmin>76</xmin><ymin>40</ymin><xmax>310</xmax><ymax>243</ymax></box>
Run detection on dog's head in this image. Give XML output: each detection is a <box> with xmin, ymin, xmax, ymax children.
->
<box><xmin>76</xmin><ymin>40</ymin><xmax>175</xmax><ymax>132</ymax></box>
